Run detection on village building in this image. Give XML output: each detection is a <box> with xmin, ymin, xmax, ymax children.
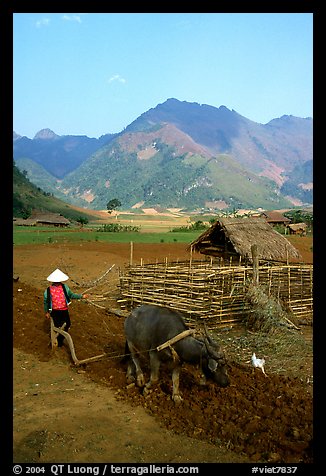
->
<box><xmin>259</xmin><ymin>210</ymin><xmax>291</xmax><ymax>227</ymax></box>
<box><xmin>287</xmin><ymin>222</ymin><xmax>307</xmax><ymax>236</ymax></box>
<box><xmin>13</xmin><ymin>212</ymin><xmax>71</xmax><ymax>227</ymax></box>
<box><xmin>189</xmin><ymin>217</ymin><xmax>301</xmax><ymax>263</ymax></box>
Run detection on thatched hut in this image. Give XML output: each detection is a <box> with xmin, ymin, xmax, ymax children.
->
<box><xmin>31</xmin><ymin>213</ymin><xmax>71</xmax><ymax>227</ymax></box>
<box><xmin>190</xmin><ymin>217</ymin><xmax>301</xmax><ymax>263</ymax></box>
<box><xmin>287</xmin><ymin>222</ymin><xmax>307</xmax><ymax>236</ymax></box>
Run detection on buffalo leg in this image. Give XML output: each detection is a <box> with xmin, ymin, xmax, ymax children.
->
<box><xmin>128</xmin><ymin>342</ymin><xmax>145</xmax><ymax>387</ymax></box>
<box><xmin>145</xmin><ymin>351</ymin><xmax>161</xmax><ymax>390</ymax></box>
<box><xmin>126</xmin><ymin>359</ymin><xmax>136</xmax><ymax>384</ymax></box>
<box><xmin>172</xmin><ymin>363</ymin><xmax>182</xmax><ymax>404</ymax></box>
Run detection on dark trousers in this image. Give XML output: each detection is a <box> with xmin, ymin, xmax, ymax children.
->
<box><xmin>51</xmin><ymin>309</ymin><xmax>71</xmax><ymax>347</ymax></box>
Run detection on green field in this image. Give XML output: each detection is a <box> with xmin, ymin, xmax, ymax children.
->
<box><xmin>13</xmin><ymin>226</ymin><xmax>200</xmax><ymax>246</ymax></box>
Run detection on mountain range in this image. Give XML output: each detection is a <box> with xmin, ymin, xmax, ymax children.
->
<box><xmin>13</xmin><ymin>98</ymin><xmax>313</xmax><ymax>211</ymax></box>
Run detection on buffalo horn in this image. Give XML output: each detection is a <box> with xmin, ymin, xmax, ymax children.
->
<box><xmin>203</xmin><ymin>324</ymin><xmax>218</xmax><ymax>347</ymax></box>
<box><xmin>199</xmin><ymin>325</ymin><xmax>225</xmax><ymax>362</ymax></box>
<box><xmin>203</xmin><ymin>337</ymin><xmax>225</xmax><ymax>361</ymax></box>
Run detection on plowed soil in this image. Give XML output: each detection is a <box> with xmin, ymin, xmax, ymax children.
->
<box><xmin>13</xmin><ymin>240</ymin><xmax>313</xmax><ymax>464</ymax></box>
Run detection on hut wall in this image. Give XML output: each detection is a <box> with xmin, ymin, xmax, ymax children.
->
<box><xmin>118</xmin><ymin>260</ymin><xmax>313</xmax><ymax>327</ymax></box>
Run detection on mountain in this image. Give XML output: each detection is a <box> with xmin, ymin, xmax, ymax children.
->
<box><xmin>13</xmin><ymin>99</ymin><xmax>313</xmax><ymax>211</ymax></box>
<box><xmin>13</xmin><ymin>129</ymin><xmax>117</xmax><ymax>178</ymax></box>
<box><xmin>280</xmin><ymin>160</ymin><xmax>313</xmax><ymax>204</ymax></box>
<box><xmin>127</xmin><ymin>99</ymin><xmax>312</xmax><ymax>182</ymax></box>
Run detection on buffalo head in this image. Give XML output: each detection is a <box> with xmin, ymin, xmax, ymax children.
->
<box><xmin>202</xmin><ymin>326</ymin><xmax>229</xmax><ymax>387</ymax></box>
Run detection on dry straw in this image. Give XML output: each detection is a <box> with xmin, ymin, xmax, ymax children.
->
<box><xmin>243</xmin><ymin>282</ymin><xmax>300</xmax><ymax>333</ymax></box>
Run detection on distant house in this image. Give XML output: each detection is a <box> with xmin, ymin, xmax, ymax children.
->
<box><xmin>13</xmin><ymin>218</ymin><xmax>37</xmax><ymax>226</ymax></box>
<box><xmin>189</xmin><ymin>217</ymin><xmax>301</xmax><ymax>263</ymax></box>
<box><xmin>13</xmin><ymin>213</ymin><xmax>71</xmax><ymax>227</ymax></box>
<box><xmin>33</xmin><ymin>213</ymin><xmax>71</xmax><ymax>227</ymax></box>
<box><xmin>260</xmin><ymin>211</ymin><xmax>291</xmax><ymax>227</ymax></box>
<box><xmin>287</xmin><ymin>222</ymin><xmax>307</xmax><ymax>236</ymax></box>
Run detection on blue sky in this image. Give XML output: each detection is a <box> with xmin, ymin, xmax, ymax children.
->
<box><xmin>13</xmin><ymin>12</ymin><xmax>313</xmax><ymax>139</ymax></box>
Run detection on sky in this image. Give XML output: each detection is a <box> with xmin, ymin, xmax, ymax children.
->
<box><xmin>13</xmin><ymin>12</ymin><xmax>313</xmax><ymax>139</ymax></box>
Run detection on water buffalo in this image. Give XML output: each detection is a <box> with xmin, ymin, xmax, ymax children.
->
<box><xmin>124</xmin><ymin>304</ymin><xmax>229</xmax><ymax>403</ymax></box>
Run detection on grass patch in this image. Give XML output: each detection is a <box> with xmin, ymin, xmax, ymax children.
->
<box><xmin>13</xmin><ymin>227</ymin><xmax>199</xmax><ymax>246</ymax></box>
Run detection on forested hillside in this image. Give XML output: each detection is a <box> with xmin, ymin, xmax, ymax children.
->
<box><xmin>13</xmin><ymin>162</ymin><xmax>92</xmax><ymax>221</ymax></box>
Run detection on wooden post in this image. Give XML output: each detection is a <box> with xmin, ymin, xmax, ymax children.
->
<box><xmin>251</xmin><ymin>244</ymin><xmax>259</xmax><ymax>285</ymax></box>
<box><xmin>130</xmin><ymin>241</ymin><xmax>133</xmax><ymax>266</ymax></box>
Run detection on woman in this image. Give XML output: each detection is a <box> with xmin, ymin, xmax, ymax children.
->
<box><xmin>43</xmin><ymin>268</ymin><xmax>89</xmax><ymax>347</ymax></box>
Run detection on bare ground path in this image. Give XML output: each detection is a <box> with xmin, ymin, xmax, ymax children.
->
<box><xmin>13</xmin><ymin>348</ymin><xmax>249</xmax><ymax>463</ymax></box>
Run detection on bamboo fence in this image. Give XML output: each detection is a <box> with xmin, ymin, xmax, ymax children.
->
<box><xmin>118</xmin><ymin>259</ymin><xmax>313</xmax><ymax>327</ymax></box>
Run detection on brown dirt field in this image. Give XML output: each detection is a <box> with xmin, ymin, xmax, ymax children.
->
<box><xmin>13</xmin><ymin>240</ymin><xmax>313</xmax><ymax>464</ymax></box>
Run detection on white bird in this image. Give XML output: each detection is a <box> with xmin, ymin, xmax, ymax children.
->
<box><xmin>251</xmin><ymin>353</ymin><xmax>267</xmax><ymax>376</ymax></box>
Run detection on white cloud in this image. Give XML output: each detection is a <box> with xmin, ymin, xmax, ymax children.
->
<box><xmin>36</xmin><ymin>18</ymin><xmax>50</xmax><ymax>28</ymax></box>
<box><xmin>108</xmin><ymin>74</ymin><xmax>127</xmax><ymax>84</ymax></box>
<box><xmin>62</xmin><ymin>14</ymin><xmax>82</xmax><ymax>23</ymax></box>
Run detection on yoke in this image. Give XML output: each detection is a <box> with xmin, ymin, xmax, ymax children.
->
<box><xmin>156</xmin><ymin>329</ymin><xmax>195</xmax><ymax>352</ymax></box>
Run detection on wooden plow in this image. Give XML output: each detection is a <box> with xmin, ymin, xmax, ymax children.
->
<box><xmin>50</xmin><ymin>319</ymin><xmax>109</xmax><ymax>366</ymax></box>
<box><xmin>50</xmin><ymin>303</ymin><xmax>128</xmax><ymax>366</ymax></box>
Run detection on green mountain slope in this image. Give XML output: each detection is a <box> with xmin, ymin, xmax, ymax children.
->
<box><xmin>59</xmin><ymin>137</ymin><xmax>292</xmax><ymax>210</ymax></box>
<box><xmin>13</xmin><ymin>162</ymin><xmax>93</xmax><ymax>220</ymax></box>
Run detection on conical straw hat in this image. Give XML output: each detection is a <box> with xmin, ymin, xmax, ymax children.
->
<box><xmin>46</xmin><ymin>268</ymin><xmax>69</xmax><ymax>282</ymax></box>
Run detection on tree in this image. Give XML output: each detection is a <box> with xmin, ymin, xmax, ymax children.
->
<box><xmin>76</xmin><ymin>217</ymin><xmax>89</xmax><ymax>227</ymax></box>
<box><xmin>107</xmin><ymin>198</ymin><xmax>122</xmax><ymax>214</ymax></box>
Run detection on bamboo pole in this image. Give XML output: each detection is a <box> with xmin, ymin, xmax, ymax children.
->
<box><xmin>130</xmin><ymin>241</ymin><xmax>133</xmax><ymax>266</ymax></box>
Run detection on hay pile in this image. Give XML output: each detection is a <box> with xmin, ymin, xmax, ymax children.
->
<box><xmin>244</xmin><ymin>282</ymin><xmax>299</xmax><ymax>333</ymax></box>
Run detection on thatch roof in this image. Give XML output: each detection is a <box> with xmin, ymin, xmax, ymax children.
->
<box><xmin>13</xmin><ymin>218</ymin><xmax>37</xmax><ymax>226</ymax></box>
<box><xmin>31</xmin><ymin>213</ymin><xmax>71</xmax><ymax>225</ymax></box>
<box><xmin>13</xmin><ymin>213</ymin><xmax>71</xmax><ymax>226</ymax></box>
<box><xmin>287</xmin><ymin>222</ymin><xmax>307</xmax><ymax>231</ymax></box>
<box><xmin>190</xmin><ymin>217</ymin><xmax>301</xmax><ymax>262</ymax></box>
